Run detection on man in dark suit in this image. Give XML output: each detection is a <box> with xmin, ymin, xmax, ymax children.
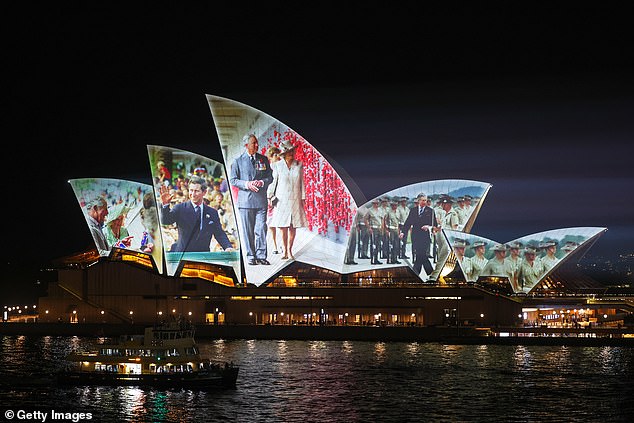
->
<box><xmin>400</xmin><ymin>193</ymin><xmax>439</xmax><ymax>279</ymax></box>
<box><xmin>159</xmin><ymin>176</ymin><xmax>233</xmax><ymax>252</ymax></box>
<box><xmin>229</xmin><ymin>134</ymin><xmax>273</xmax><ymax>265</ymax></box>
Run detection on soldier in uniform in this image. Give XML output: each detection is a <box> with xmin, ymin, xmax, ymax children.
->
<box><xmin>452</xmin><ymin>238</ymin><xmax>472</xmax><ymax>281</ymax></box>
<box><xmin>397</xmin><ymin>196</ymin><xmax>410</xmax><ymax>259</ymax></box>
<box><xmin>366</xmin><ymin>198</ymin><xmax>385</xmax><ymax>265</ymax></box>
<box><xmin>355</xmin><ymin>205</ymin><xmax>371</xmax><ymax>259</ymax></box>
<box><xmin>481</xmin><ymin>243</ymin><xmax>515</xmax><ymax>280</ymax></box>
<box><xmin>379</xmin><ymin>197</ymin><xmax>390</xmax><ymax>259</ymax></box>
<box><xmin>344</xmin><ymin>218</ymin><xmax>358</xmax><ymax>265</ymax></box>
<box><xmin>467</xmin><ymin>240</ymin><xmax>488</xmax><ymax>282</ymax></box>
<box><xmin>562</xmin><ymin>241</ymin><xmax>579</xmax><ymax>256</ymax></box>
<box><xmin>428</xmin><ymin>197</ymin><xmax>458</xmax><ymax>281</ymax></box>
<box><xmin>455</xmin><ymin>197</ymin><xmax>468</xmax><ymax>230</ymax></box>
<box><xmin>440</xmin><ymin>196</ymin><xmax>460</xmax><ymax>230</ymax></box>
<box><xmin>540</xmin><ymin>241</ymin><xmax>560</xmax><ymax>271</ymax></box>
<box><xmin>506</xmin><ymin>241</ymin><xmax>523</xmax><ymax>292</ymax></box>
<box><xmin>384</xmin><ymin>200</ymin><xmax>402</xmax><ymax>264</ymax></box>
<box><xmin>463</xmin><ymin>195</ymin><xmax>474</xmax><ymax>218</ymax></box>
<box><xmin>518</xmin><ymin>246</ymin><xmax>545</xmax><ymax>292</ymax></box>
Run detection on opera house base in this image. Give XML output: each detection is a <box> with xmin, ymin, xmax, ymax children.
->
<box><xmin>2</xmin><ymin>323</ymin><xmax>634</xmax><ymax>346</ymax></box>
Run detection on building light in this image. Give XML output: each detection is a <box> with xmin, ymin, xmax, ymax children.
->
<box><xmin>158</xmin><ymin>311</ymin><xmax>163</xmax><ymax>315</ymax></box>
<box><xmin>100</xmin><ymin>310</ymin><xmax>105</xmax><ymax>315</ymax></box>
<box><xmin>249</xmin><ymin>312</ymin><xmax>253</xmax><ymax>316</ymax></box>
<box><xmin>72</xmin><ymin>310</ymin><xmax>77</xmax><ymax>314</ymax></box>
<box><xmin>129</xmin><ymin>311</ymin><xmax>134</xmax><ymax>315</ymax></box>
<box><xmin>480</xmin><ymin>313</ymin><xmax>484</xmax><ymax>318</ymax></box>
<box><xmin>188</xmin><ymin>312</ymin><xmax>192</xmax><ymax>316</ymax></box>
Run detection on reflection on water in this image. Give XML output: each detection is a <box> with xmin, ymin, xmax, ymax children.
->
<box><xmin>1</xmin><ymin>336</ymin><xmax>633</xmax><ymax>422</ymax></box>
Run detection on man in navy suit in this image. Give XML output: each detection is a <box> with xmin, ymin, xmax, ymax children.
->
<box><xmin>159</xmin><ymin>176</ymin><xmax>233</xmax><ymax>252</ymax></box>
<box><xmin>230</xmin><ymin>134</ymin><xmax>273</xmax><ymax>265</ymax></box>
<box><xmin>400</xmin><ymin>193</ymin><xmax>439</xmax><ymax>279</ymax></box>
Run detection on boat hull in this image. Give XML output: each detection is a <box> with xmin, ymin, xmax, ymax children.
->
<box><xmin>57</xmin><ymin>368</ymin><xmax>238</xmax><ymax>388</ymax></box>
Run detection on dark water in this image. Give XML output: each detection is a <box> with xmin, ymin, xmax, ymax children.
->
<box><xmin>1</xmin><ymin>336</ymin><xmax>633</xmax><ymax>422</ymax></box>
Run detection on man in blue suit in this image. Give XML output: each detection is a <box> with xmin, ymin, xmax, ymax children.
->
<box><xmin>400</xmin><ymin>193</ymin><xmax>439</xmax><ymax>280</ymax></box>
<box><xmin>230</xmin><ymin>134</ymin><xmax>273</xmax><ymax>265</ymax></box>
<box><xmin>159</xmin><ymin>176</ymin><xmax>233</xmax><ymax>252</ymax></box>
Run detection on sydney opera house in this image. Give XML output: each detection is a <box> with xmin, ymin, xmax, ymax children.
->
<box><xmin>36</xmin><ymin>96</ymin><xmax>624</xmax><ymax>329</ymax></box>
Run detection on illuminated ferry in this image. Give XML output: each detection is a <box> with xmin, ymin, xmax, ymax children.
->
<box><xmin>57</xmin><ymin>318</ymin><xmax>238</xmax><ymax>388</ymax></box>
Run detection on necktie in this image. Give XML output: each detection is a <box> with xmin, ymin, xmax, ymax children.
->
<box><xmin>250</xmin><ymin>155</ymin><xmax>256</xmax><ymax>167</ymax></box>
<box><xmin>194</xmin><ymin>205</ymin><xmax>202</xmax><ymax>230</ymax></box>
<box><xmin>419</xmin><ymin>207</ymin><xmax>424</xmax><ymax>216</ymax></box>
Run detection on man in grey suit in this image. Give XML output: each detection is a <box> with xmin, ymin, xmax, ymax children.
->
<box><xmin>230</xmin><ymin>134</ymin><xmax>273</xmax><ymax>265</ymax></box>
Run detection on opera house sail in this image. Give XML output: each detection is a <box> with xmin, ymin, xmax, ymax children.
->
<box><xmin>444</xmin><ymin>227</ymin><xmax>607</xmax><ymax>293</ymax></box>
<box><xmin>207</xmin><ymin>95</ymin><xmax>358</xmax><ymax>286</ymax></box>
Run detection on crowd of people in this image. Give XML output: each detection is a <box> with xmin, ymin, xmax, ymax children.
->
<box><xmin>77</xmin><ymin>182</ymin><xmax>153</xmax><ymax>256</ymax></box>
<box><xmin>350</xmin><ymin>193</ymin><xmax>480</xmax><ymax>281</ymax></box>
<box><xmin>153</xmin><ymin>158</ymin><xmax>238</xmax><ymax>253</ymax></box>
<box><xmin>453</xmin><ymin>238</ymin><xmax>579</xmax><ymax>291</ymax></box>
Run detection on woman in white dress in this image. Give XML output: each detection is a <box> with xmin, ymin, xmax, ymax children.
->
<box><xmin>267</xmin><ymin>140</ymin><xmax>308</xmax><ymax>260</ymax></box>
<box><xmin>265</xmin><ymin>146</ymin><xmax>282</xmax><ymax>254</ymax></box>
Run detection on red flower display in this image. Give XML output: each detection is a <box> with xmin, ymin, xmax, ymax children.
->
<box><xmin>262</xmin><ymin>126</ymin><xmax>354</xmax><ymax>236</ymax></box>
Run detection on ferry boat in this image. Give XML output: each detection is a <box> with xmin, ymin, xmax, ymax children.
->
<box><xmin>57</xmin><ymin>319</ymin><xmax>238</xmax><ymax>388</ymax></box>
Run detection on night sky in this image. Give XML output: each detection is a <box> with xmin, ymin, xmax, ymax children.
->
<box><xmin>6</xmin><ymin>4</ymin><xmax>634</xmax><ymax>273</ymax></box>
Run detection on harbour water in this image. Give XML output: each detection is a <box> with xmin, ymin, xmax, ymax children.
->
<box><xmin>1</xmin><ymin>335</ymin><xmax>633</xmax><ymax>422</ymax></box>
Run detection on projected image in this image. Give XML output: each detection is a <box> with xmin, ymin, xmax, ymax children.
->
<box><xmin>69</xmin><ymin>178</ymin><xmax>164</xmax><ymax>273</ymax></box>
<box><xmin>345</xmin><ymin>180</ymin><xmax>491</xmax><ymax>282</ymax></box>
<box><xmin>147</xmin><ymin>145</ymin><xmax>240</xmax><ymax>278</ymax></box>
<box><xmin>208</xmin><ymin>95</ymin><xmax>357</xmax><ymax>286</ymax></box>
<box><xmin>445</xmin><ymin>227</ymin><xmax>607</xmax><ymax>293</ymax></box>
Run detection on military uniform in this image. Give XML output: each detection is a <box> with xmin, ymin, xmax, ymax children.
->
<box><xmin>366</xmin><ymin>203</ymin><xmax>385</xmax><ymax>264</ymax></box>
<box><xmin>468</xmin><ymin>254</ymin><xmax>488</xmax><ymax>282</ymax></box>
<box><xmin>380</xmin><ymin>198</ymin><xmax>390</xmax><ymax>259</ymax></box>
<box><xmin>540</xmin><ymin>241</ymin><xmax>560</xmax><ymax>272</ymax></box>
<box><xmin>397</xmin><ymin>198</ymin><xmax>409</xmax><ymax>259</ymax></box>
<box><xmin>541</xmin><ymin>254</ymin><xmax>560</xmax><ymax>272</ymax></box>
<box><xmin>455</xmin><ymin>198</ymin><xmax>469</xmax><ymax>230</ymax></box>
<box><xmin>466</xmin><ymin>241</ymin><xmax>488</xmax><ymax>282</ymax></box>
<box><xmin>442</xmin><ymin>208</ymin><xmax>460</xmax><ymax>230</ymax></box>
<box><xmin>452</xmin><ymin>239</ymin><xmax>471</xmax><ymax>281</ymax></box>
<box><xmin>355</xmin><ymin>206</ymin><xmax>370</xmax><ymax>259</ymax></box>
<box><xmin>518</xmin><ymin>257</ymin><xmax>545</xmax><ymax>292</ymax></box>
<box><xmin>481</xmin><ymin>257</ymin><xmax>515</xmax><ymax>278</ymax></box>
<box><xmin>429</xmin><ymin>197</ymin><xmax>457</xmax><ymax>280</ymax></box>
<box><xmin>458</xmin><ymin>255</ymin><xmax>473</xmax><ymax>281</ymax></box>
<box><xmin>384</xmin><ymin>203</ymin><xmax>402</xmax><ymax>264</ymax></box>
<box><xmin>505</xmin><ymin>242</ymin><xmax>523</xmax><ymax>291</ymax></box>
